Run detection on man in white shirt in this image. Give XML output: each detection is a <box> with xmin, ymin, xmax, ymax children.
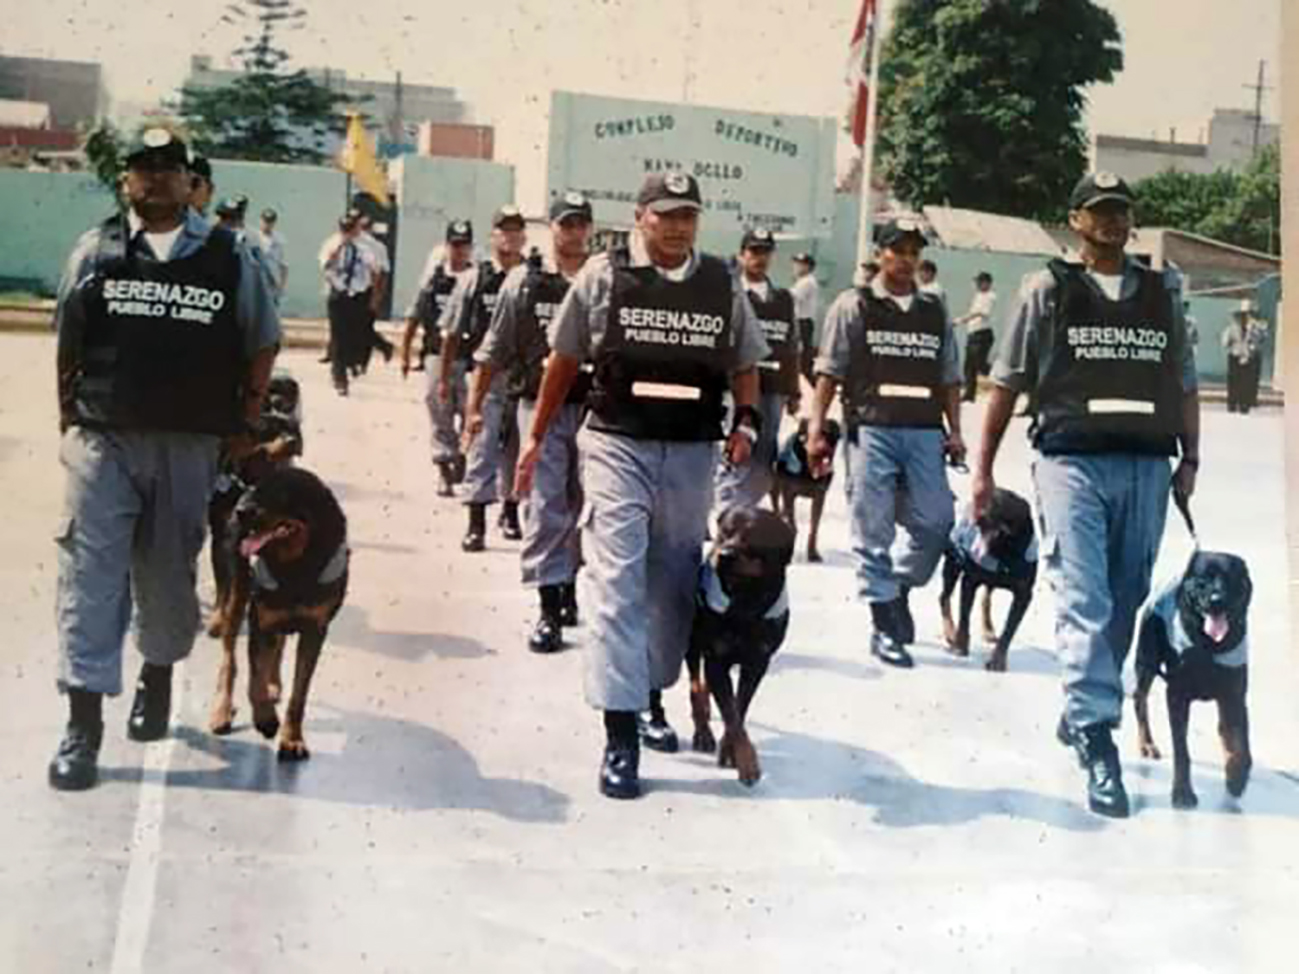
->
<box><xmin>319</xmin><ymin>213</ymin><xmax>380</xmax><ymax>395</ymax></box>
<box><xmin>954</xmin><ymin>271</ymin><xmax>996</xmax><ymax>402</ymax></box>
<box><xmin>353</xmin><ymin>210</ymin><xmax>395</xmax><ymax>370</ymax></box>
<box><xmin>790</xmin><ymin>252</ymin><xmax>821</xmax><ymax>384</ymax></box>
<box><xmin>257</xmin><ymin>207</ymin><xmax>289</xmax><ymax>302</ymax></box>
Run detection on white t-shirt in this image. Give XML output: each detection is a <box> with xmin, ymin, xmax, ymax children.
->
<box><xmin>872</xmin><ymin>276</ymin><xmax>914</xmax><ymax>312</ymax></box>
<box><xmin>1087</xmin><ymin>270</ymin><xmax>1123</xmax><ymax>302</ymax></box>
<box><xmin>965</xmin><ymin>289</ymin><xmax>997</xmax><ymax>333</ymax></box>
<box><xmin>742</xmin><ymin>277</ymin><xmax>771</xmax><ymax>301</ymax></box>
<box><xmin>127</xmin><ymin>211</ymin><xmax>182</xmax><ymax>262</ymax></box>
<box><xmin>791</xmin><ymin>274</ymin><xmax>820</xmax><ymax>321</ymax></box>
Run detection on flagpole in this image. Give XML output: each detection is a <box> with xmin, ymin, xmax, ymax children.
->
<box><xmin>854</xmin><ymin>0</ymin><xmax>887</xmax><ymax>267</ymax></box>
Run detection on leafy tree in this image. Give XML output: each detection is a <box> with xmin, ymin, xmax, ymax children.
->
<box><xmin>82</xmin><ymin>120</ymin><xmax>125</xmax><ymax>201</ymax></box>
<box><xmin>176</xmin><ymin>0</ymin><xmax>355</xmax><ymax>164</ymax></box>
<box><xmin>877</xmin><ymin>0</ymin><xmax>1122</xmax><ymax>221</ymax></box>
<box><xmin>1131</xmin><ymin>144</ymin><xmax>1280</xmax><ymax>255</ymax></box>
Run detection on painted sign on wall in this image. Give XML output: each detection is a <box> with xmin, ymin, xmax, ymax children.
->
<box><xmin>546</xmin><ymin>91</ymin><xmax>837</xmax><ymax>239</ymax></box>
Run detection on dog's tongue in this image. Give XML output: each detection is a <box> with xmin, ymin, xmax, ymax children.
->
<box><xmin>1203</xmin><ymin>613</ymin><xmax>1230</xmax><ymax>644</ymax></box>
<box><xmin>240</xmin><ymin>528</ymin><xmax>283</xmax><ymax>559</ymax></box>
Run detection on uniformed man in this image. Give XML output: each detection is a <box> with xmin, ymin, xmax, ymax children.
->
<box><xmin>319</xmin><ymin>212</ymin><xmax>380</xmax><ymax>395</ymax></box>
<box><xmin>917</xmin><ymin>259</ymin><xmax>947</xmax><ymax>309</ymax></box>
<box><xmin>188</xmin><ymin>155</ymin><xmax>214</xmax><ymax>219</ymax></box>
<box><xmin>1222</xmin><ymin>300</ymin><xmax>1266</xmax><ymax>414</ymax></box>
<box><xmin>214</xmin><ymin>196</ymin><xmax>243</xmax><ymax>233</ymax></box>
<box><xmin>48</xmin><ymin>124</ymin><xmax>280</xmax><ymax>790</ymax></box>
<box><xmin>257</xmin><ymin>207</ymin><xmax>289</xmax><ymax>302</ymax></box>
<box><xmin>713</xmin><ymin>227</ymin><xmax>800</xmax><ymax>513</ymax></box>
<box><xmin>808</xmin><ymin>218</ymin><xmax>964</xmax><ymax>670</ymax></box>
<box><xmin>954</xmin><ymin>271</ymin><xmax>996</xmax><ymax>402</ymax></box>
<box><xmin>790</xmin><ymin>251</ymin><xmax>821</xmax><ymax>384</ymax></box>
<box><xmin>401</xmin><ymin>220</ymin><xmax>474</xmax><ymax>495</ymax></box>
<box><xmin>439</xmin><ymin>206</ymin><xmax>527</xmax><ymax>551</ymax></box>
<box><xmin>515</xmin><ymin>171</ymin><xmax>769</xmax><ymax>800</ymax></box>
<box><xmin>973</xmin><ymin>171</ymin><xmax>1199</xmax><ymax>818</ymax></box>
<box><xmin>466</xmin><ymin>191</ymin><xmax>594</xmax><ymax>653</ymax></box>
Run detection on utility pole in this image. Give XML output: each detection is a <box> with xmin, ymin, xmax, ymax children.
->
<box><xmin>1243</xmin><ymin>60</ymin><xmax>1271</xmax><ymax>154</ymax></box>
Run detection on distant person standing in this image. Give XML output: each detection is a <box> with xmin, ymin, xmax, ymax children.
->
<box><xmin>790</xmin><ymin>252</ymin><xmax>821</xmax><ymax>384</ymax></box>
<box><xmin>954</xmin><ymin>271</ymin><xmax>996</xmax><ymax>402</ymax></box>
<box><xmin>257</xmin><ymin>208</ymin><xmax>289</xmax><ymax>302</ymax></box>
<box><xmin>188</xmin><ymin>155</ymin><xmax>214</xmax><ymax>219</ymax></box>
<box><xmin>401</xmin><ymin>220</ymin><xmax>475</xmax><ymax>495</ymax></box>
<box><xmin>1222</xmin><ymin>301</ymin><xmax>1265</xmax><ymax>414</ymax></box>
<box><xmin>319</xmin><ymin>212</ymin><xmax>379</xmax><ymax>396</ymax></box>
<box><xmin>917</xmin><ymin>259</ymin><xmax>947</xmax><ymax>309</ymax></box>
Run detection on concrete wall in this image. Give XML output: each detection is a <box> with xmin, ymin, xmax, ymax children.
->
<box><xmin>388</xmin><ymin>154</ymin><xmax>515</xmax><ymax>319</ymax></box>
<box><xmin>0</xmin><ymin>169</ymin><xmax>111</xmax><ymax>295</ymax></box>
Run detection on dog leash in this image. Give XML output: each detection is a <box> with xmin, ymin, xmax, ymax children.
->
<box><xmin>1172</xmin><ymin>481</ymin><xmax>1198</xmax><ymax>547</ymax></box>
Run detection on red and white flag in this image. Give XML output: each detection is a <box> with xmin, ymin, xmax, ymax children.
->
<box><xmin>844</xmin><ymin>0</ymin><xmax>877</xmax><ymax>148</ymax></box>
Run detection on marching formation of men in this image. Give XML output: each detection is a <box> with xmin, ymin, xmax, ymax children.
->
<box><xmin>47</xmin><ymin>121</ymin><xmax>1213</xmax><ymax>822</ymax></box>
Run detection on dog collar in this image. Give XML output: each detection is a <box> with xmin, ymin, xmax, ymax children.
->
<box><xmin>1169</xmin><ymin>609</ymin><xmax>1247</xmax><ymax>668</ymax></box>
<box><xmin>252</xmin><ymin>538</ymin><xmax>349</xmax><ymax>591</ymax></box>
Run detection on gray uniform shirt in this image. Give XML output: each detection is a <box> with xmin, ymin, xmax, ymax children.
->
<box><xmin>475</xmin><ymin>256</ymin><xmax>578</xmax><ymax>371</ymax></box>
<box><xmin>990</xmin><ymin>257</ymin><xmax>1197</xmax><ymax>394</ymax></box>
<box><xmin>55</xmin><ymin>207</ymin><xmax>281</xmax><ymax>357</ymax></box>
<box><xmin>813</xmin><ymin>278</ymin><xmax>960</xmax><ymax>385</ymax></box>
<box><xmin>548</xmin><ymin>235</ymin><xmax>770</xmax><ymax>373</ymax></box>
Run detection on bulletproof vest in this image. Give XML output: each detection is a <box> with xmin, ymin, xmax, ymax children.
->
<box><xmin>511</xmin><ymin>265</ymin><xmax>591</xmax><ymax>405</ymax></box>
<box><xmin>65</xmin><ymin>215</ymin><xmax>244</xmax><ymax>435</ymax></box>
<box><xmin>747</xmin><ymin>284</ymin><xmax>799</xmax><ymax>397</ymax></box>
<box><xmin>417</xmin><ymin>265</ymin><xmax>460</xmax><ymax>355</ymax></box>
<box><xmin>456</xmin><ymin>260</ymin><xmax>509</xmax><ymax>361</ymax></box>
<box><xmin>845</xmin><ymin>289</ymin><xmax>946</xmax><ymax>428</ymax></box>
<box><xmin>1032</xmin><ymin>260</ymin><xmax>1182</xmax><ymax>456</ymax></box>
<box><xmin>587</xmin><ymin>249</ymin><xmax>733</xmax><ymax>441</ymax></box>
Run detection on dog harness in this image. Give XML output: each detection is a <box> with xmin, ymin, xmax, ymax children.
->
<box><xmin>698</xmin><ymin>549</ymin><xmax>789</xmax><ymax>620</ymax></box>
<box><xmin>950</xmin><ymin>517</ymin><xmax>1038</xmax><ymax>575</ymax></box>
<box><xmin>252</xmin><ymin>539</ymin><xmax>350</xmax><ymax>594</ymax></box>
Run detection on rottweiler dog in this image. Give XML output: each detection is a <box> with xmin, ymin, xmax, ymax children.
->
<box><xmin>939</xmin><ymin>488</ymin><xmax>1037</xmax><ymax>672</ymax></box>
<box><xmin>1133</xmin><ymin>551</ymin><xmax>1253</xmax><ymax>809</ymax></box>
<box><xmin>770</xmin><ymin>417</ymin><xmax>841</xmax><ymax>562</ymax></box>
<box><xmin>207</xmin><ymin>372</ymin><xmax>304</xmax><ymax>636</ymax></box>
<box><xmin>208</xmin><ymin>467</ymin><xmax>349</xmax><ymax>761</ymax></box>
<box><xmin>686</xmin><ymin>506</ymin><xmax>796</xmax><ymax>785</ymax></box>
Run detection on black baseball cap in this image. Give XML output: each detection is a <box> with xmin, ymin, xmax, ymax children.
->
<box><xmin>740</xmin><ymin>227</ymin><xmax>776</xmax><ymax>252</ymax></box>
<box><xmin>637</xmin><ymin>172</ymin><xmax>702</xmax><ymax>213</ymax></box>
<box><xmin>215</xmin><ymin>197</ymin><xmax>242</xmax><ymax>217</ymax></box>
<box><xmin>446</xmin><ymin>219</ymin><xmax>473</xmax><ymax>244</ymax></box>
<box><xmin>792</xmin><ymin>252</ymin><xmax>815</xmax><ymax>268</ymax></box>
<box><xmin>492</xmin><ymin>205</ymin><xmax>525</xmax><ymax>229</ymax></box>
<box><xmin>124</xmin><ymin>125</ymin><xmax>189</xmax><ymax>169</ymax></box>
<box><xmin>876</xmin><ymin>217</ymin><xmax>927</xmax><ymax>249</ymax></box>
<box><xmin>261</xmin><ymin>207</ymin><xmax>277</xmax><ymax>222</ymax></box>
<box><xmin>1069</xmin><ymin>171</ymin><xmax>1133</xmax><ymax>210</ymax></box>
<box><xmin>550</xmin><ymin>190</ymin><xmax>593</xmax><ymax>223</ymax></box>
<box><xmin>189</xmin><ymin>154</ymin><xmax>212</xmax><ymax>182</ymax></box>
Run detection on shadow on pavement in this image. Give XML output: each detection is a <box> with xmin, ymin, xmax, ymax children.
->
<box><xmin>915</xmin><ymin>642</ymin><xmax>1059</xmax><ymax>677</ymax></box>
<box><xmin>651</xmin><ymin>724</ymin><xmax>1106</xmax><ymax>833</ymax></box>
<box><xmin>101</xmin><ymin>711</ymin><xmax>569</xmax><ymax>824</ymax></box>
<box><xmin>329</xmin><ymin>604</ymin><xmax>494</xmax><ymax>662</ymax></box>
<box><xmin>771</xmin><ymin>651</ymin><xmax>882</xmax><ymax>682</ymax></box>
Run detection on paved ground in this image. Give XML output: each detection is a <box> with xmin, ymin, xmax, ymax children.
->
<box><xmin>2</xmin><ymin>332</ymin><xmax>1297</xmax><ymax>973</ymax></box>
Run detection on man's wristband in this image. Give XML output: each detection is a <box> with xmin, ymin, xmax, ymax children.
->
<box><xmin>731</xmin><ymin>404</ymin><xmax>763</xmax><ymax>438</ymax></box>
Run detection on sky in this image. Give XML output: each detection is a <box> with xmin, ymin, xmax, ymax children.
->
<box><xmin>5</xmin><ymin>0</ymin><xmax>1284</xmax><ymax>212</ymax></box>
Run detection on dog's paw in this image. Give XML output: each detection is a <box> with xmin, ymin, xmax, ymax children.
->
<box><xmin>1139</xmin><ymin>740</ymin><xmax>1162</xmax><ymax>760</ymax></box>
<box><xmin>277</xmin><ymin>739</ymin><xmax>310</xmax><ymax>762</ymax></box>
<box><xmin>717</xmin><ymin>735</ymin><xmax>735</xmax><ymax>769</ymax></box>
<box><xmin>807</xmin><ymin>549</ymin><xmax>822</xmax><ymax>564</ymax></box>
<box><xmin>254</xmin><ymin>715</ymin><xmax>281</xmax><ymax>740</ymax></box>
<box><xmin>692</xmin><ymin>727</ymin><xmax>717</xmax><ymax>754</ymax></box>
<box><xmin>205</xmin><ymin>613</ymin><xmax>226</xmax><ymax>638</ymax></box>
<box><xmin>984</xmin><ymin>653</ymin><xmax>1007</xmax><ymax>673</ymax></box>
<box><xmin>944</xmin><ymin>636</ymin><xmax>969</xmax><ymax>658</ymax></box>
<box><xmin>208</xmin><ymin>701</ymin><xmax>236</xmax><ymax>736</ymax></box>
<box><xmin>1171</xmin><ymin>784</ymin><xmax>1199</xmax><ymax>809</ymax></box>
<box><xmin>981</xmin><ymin>627</ymin><xmax>999</xmax><ymax>647</ymax></box>
<box><xmin>1225</xmin><ymin>756</ymin><xmax>1252</xmax><ymax>798</ymax></box>
<box><xmin>733</xmin><ymin>737</ymin><xmax>762</xmax><ymax>786</ymax></box>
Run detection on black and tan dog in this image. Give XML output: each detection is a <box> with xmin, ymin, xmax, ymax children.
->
<box><xmin>687</xmin><ymin>506</ymin><xmax>796</xmax><ymax>785</ymax></box>
<box><xmin>770</xmin><ymin>417</ymin><xmax>841</xmax><ymax>562</ymax></box>
<box><xmin>939</xmin><ymin>488</ymin><xmax>1037</xmax><ymax>671</ymax></box>
<box><xmin>1133</xmin><ymin>550</ymin><xmax>1253</xmax><ymax>809</ymax></box>
<box><xmin>209</xmin><ymin>467</ymin><xmax>349</xmax><ymax>761</ymax></box>
<box><xmin>207</xmin><ymin>372</ymin><xmax>304</xmax><ymax>636</ymax></box>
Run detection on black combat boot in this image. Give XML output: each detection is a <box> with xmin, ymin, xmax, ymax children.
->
<box><xmin>498</xmin><ymin>499</ymin><xmax>522</xmax><ymax>541</ymax></box>
<box><xmin>127</xmin><ymin>663</ymin><xmax>173</xmax><ymax>742</ymax></box>
<box><xmin>869</xmin><ymin>601</ymin><xmax>914</xmax><ymax>668</ymax></box>
<box><xmin>893</xmin><ymin>585</ymin><xmax>916</xmax><ymax>645</ymax></box>
<box><xmin>638</xmin><ymin>689</ymin><xmax>679</xmax><ymax>753</ymax></box>
<box><xmin>1058</xmin><ymin>716</ymin><xmax>1129</xmax><ymax>818</ymax></box>
<box><xmin>558</xmin><ymin>580</ymin><xmax>579</xmax><ymax>627</ymax></box>
<box><xmin>462</xmin><ymin>503</ymin><xmax>487</xmax><ymax>552</ymax></box>
<box><xmin>528</xmin><ymin>585</ymin><xmax>564</xmax><ymax>654</ymax></box>
<box><xmin>49</xmin><ymin>689</ymin><xmax>104</xmax><ymax>792</ymax></box>
<box><xmin>600</xmin><ymin>710</ymin><xmax>641</xmax><ymax>800</ymax></box>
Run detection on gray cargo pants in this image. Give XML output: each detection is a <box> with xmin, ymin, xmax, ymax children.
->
<box><xmin>55</xmin><ymin>427</ymin><xmax>220</xmax><ymax>696</ymax></box>
<box><xmin>517</xmin><ymin>399</ymin><xmax>583</xmax><ymax>587</ymax></box>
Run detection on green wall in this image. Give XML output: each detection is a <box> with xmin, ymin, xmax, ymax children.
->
<box><xmin>0</xmin><ymin>169</ymin><xmax>112</xmax><ymax>295</ymax></box>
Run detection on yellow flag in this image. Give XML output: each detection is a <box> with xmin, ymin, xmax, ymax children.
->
<box><xmin>339</xmin><ymin>112</ymin><xmax>390</xmax><ymax>206</ymax></box>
